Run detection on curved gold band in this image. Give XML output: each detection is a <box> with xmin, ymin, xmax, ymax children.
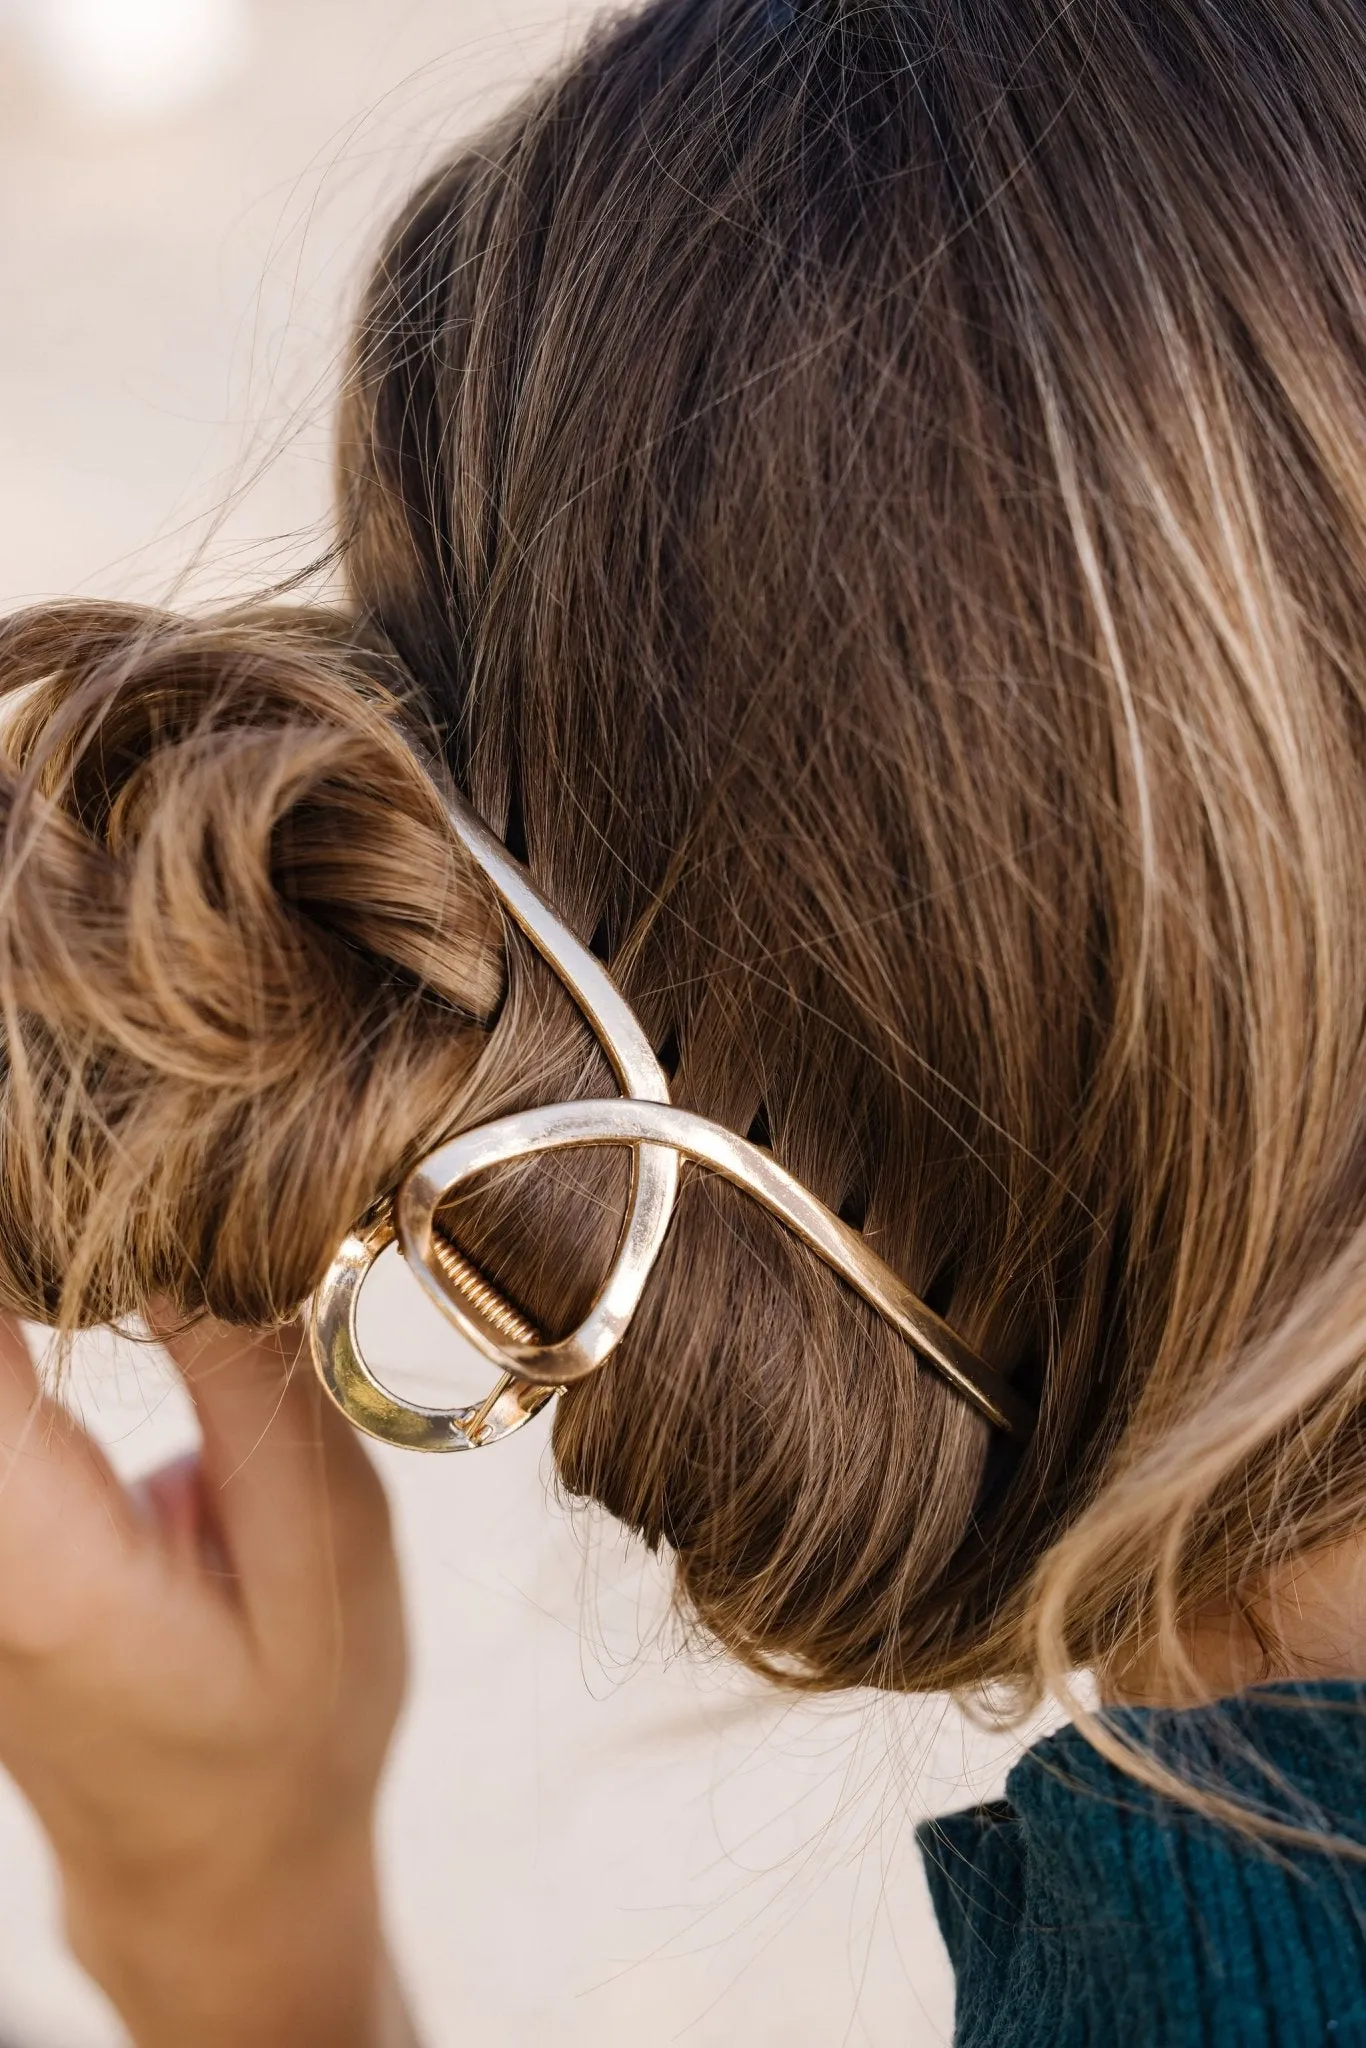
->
<box><xmin>308</xmin><ymin>782</ymin><xmax>1034</xmax><ymax>1452</ymax></box>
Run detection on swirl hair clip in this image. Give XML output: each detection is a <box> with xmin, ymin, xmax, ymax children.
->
<box><xmin>309</xmin><ymin>785</ymin><xmax>1035</xmax><ymax>1453</ymax></box>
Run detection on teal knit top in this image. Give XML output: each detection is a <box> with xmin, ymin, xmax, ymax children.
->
<box><xmin>918</xmin><ymin>1681</ymin><xmax>1366</xmax><ymax>2045</ymax></box>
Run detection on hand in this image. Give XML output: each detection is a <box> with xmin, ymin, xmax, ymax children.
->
<box><xmin>0</xmin><ymin>1313</ymin><xmax>412</xmax><ymax>2047</ymax></box>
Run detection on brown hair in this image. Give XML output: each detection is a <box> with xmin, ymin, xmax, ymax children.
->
<box><xmin>4</xmin><ymin>0</ymin><xmax>1366</xmax><ymax>1740</ymax></box>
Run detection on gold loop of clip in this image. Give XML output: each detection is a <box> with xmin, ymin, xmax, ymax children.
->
<box><xmin>308</xmin><ymin>779</ymin><xmax>1034</xmax><ymax>1453</ymax></box>
<box><xmin>309</xmin><ymin>1203</ymin><xmax>556</xmax><ymax>1451</ymax></box>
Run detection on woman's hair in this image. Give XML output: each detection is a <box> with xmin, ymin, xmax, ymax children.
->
<box><xmin>4</xmin><ymin>0</ymin><xmax>1366</xmax><ymax>1728</ymax></box>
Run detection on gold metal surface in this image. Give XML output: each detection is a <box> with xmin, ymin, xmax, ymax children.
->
<box><xmin>310</xmin><ymin>778</ymin><xmax>1034</xmax><ymax>1451</ymax></box>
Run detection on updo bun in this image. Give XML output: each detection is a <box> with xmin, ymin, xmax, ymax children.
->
<box><xmin>0</xmin><ymin>602</ymin><xmax>504</xmax><ymax>1328</ymax></box>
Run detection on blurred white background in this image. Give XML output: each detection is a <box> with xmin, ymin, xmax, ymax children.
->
<box><xmin>0</xmin><ymin>3</ymin><xmax>1047</xmax><ymax>2043</ymax></box>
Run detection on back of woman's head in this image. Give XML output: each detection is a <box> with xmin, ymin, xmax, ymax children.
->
<box><xmin>5</xmin><ymin>0</ymin><xmax>1366</xmax><ymax>1706</ymax></box>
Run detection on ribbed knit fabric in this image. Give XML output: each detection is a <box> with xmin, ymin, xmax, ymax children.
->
<box><xmin>918</xmin><ymin>1681</ymin><xmax>1366</xmax><ymax>2046</ymax></box>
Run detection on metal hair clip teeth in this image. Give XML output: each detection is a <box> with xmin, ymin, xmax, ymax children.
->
<box><xmin>308</xmin><ymin>783</ymin><xmax>1035</xmax><ymax>1454</ymax></box>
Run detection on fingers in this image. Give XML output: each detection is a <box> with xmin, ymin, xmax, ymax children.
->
<box><xmin>157</xmin><ymin>1315</ymin><xmax>384</xmax><ymax>1641</ymax></box>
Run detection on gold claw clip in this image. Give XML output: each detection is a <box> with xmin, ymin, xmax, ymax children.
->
<box><xmin>309</xmin><ymin>780</ymin><xmax>1033</xmax><ymax>1453</ymax></box>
